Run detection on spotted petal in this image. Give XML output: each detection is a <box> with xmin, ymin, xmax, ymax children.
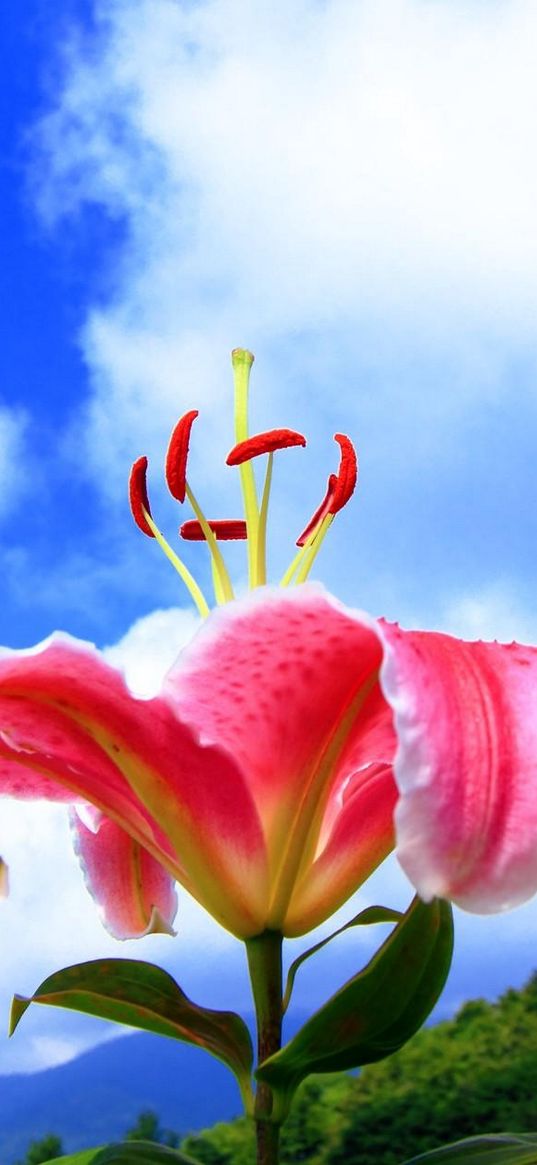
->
<box><xmin>164</xmin><ymin>587</ymin><xmax>398</xmax><ymax>933</ymax></box>
<box><xmin>71</xmin><ymin>810</ymin><xmax>178</xmax><ymax>939</ymax></box>
<box><xmin>0</xmin><ymin>634</ymin><xmax>268</xmax><ymax>938</ymax></box>
<box><xmin>381</xmin><ymin>622</ymin><xmax>537</xmax><ymax>913</ymax></box>
<box><xmin>1</xmin><ymin>590</ymin><xmax>537</xmax><ymax>941</ymax></box>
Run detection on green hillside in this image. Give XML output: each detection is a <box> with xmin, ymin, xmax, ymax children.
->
<box><xmin>182</xmin><ymin>973</ymin><xmax>537</xmax><ymax>1164</ymax></box>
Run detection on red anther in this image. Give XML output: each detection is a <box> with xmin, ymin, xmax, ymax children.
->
<box><xmin>330</xmin><ymin>433</ymin><xmax>358</xmax><ymax>513</ymax></box>
<box><xmin>226</xmin><ymin>428</ymin><xmax>306</xmax><ymax>466</ymax></box>
<box><xmin>295</xmin><ymin>434</ymin><xmax>358</xmax><ymax>545</ymax></box>
<box><xmin>296</xmin><ymin>475</ymin><xmax>337</xmax><ymax>546</ymax></box>
<box><xmin>180</xmin><ymin>519</ymin><xmax>248</xmax><ymax>541</ymax></box>
<box><xmin>165</xmin><ymin>410</ymin><xmax>199</xmax><ymax>503</ymax></box>
<box><xmin>129</xmin><ymin>456</ymin><xmax>154</xmax><ymax>537</ymax></box>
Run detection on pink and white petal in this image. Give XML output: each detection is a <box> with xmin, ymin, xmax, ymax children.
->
<box><xmin>0</xmin><ymin>694</ymin><xmax>157</xmax><ymax>838</ymax></box>
<box><xmin>315</xmin><ymin>682</ymin><xmax>397</xmax><ymax>852</ymax></box>
<box><xmin>164</xmin><ymin>587</ymin><xmax>389</xmax><ymax>860</ymax></box>
<box><xmin>283</xmin><ymin>762</ymin><xmax>397</xmax><ymax>936</ymax></box>
<box><xmin>0</xmin><ymin>634</ymin><xmax>269</xmax><ymax>937</ymax></box>
<box><xmin>380</xmin><ymin>623</ymin><xmax>537</xmax><ymax>913</ymax></box>
<box><xmin>71</xmin><ymin>810</ymin><xmax>178</xmax><ymax>939</ymax></box>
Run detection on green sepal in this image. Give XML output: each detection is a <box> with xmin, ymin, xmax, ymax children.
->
<box><xmin>10</xmin><ymin>958</ymin><xmax>254</xmax><ymax>1113</ymax></box>
<box><xmin>257</xmin><ymin>895</ymin><xmax>453</xmax><ymax>1120</ymax></box>
<box><xmin>93</xmin><ymin>1142</ymin><xmax>201</xmax><ymax>1164</ymax></box>
<box><xmin>282</xmin><ymin>904</ymin><xmax>403</xmax><ymax>1012</ymax></box>
<box><xmin>401</xmin><ymin>1133</ymin><xmax>537</xmax><ymax>1165</ymax></box>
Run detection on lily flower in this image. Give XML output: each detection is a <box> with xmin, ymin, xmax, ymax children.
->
<box><xmin>0</xmin><ymin>351</ymin><xmax>535</xmax><ymax>942</ymax></box>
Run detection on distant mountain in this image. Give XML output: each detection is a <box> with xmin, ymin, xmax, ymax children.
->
<box><xmin>0</xmin><ymin>1007</ymin><xmax>313</xmax><ymax>1165</ymax></box>
<box><xmin>0</xmin><ymin>1030</ymin><xmax>244</xmax><ymax>1164</ymax></box>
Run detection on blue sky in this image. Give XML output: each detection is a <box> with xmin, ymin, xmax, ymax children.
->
<box><xmin>1</xmin><ymin>0</ymin><xmax>537</xmax><ymax>1075</ymax></box>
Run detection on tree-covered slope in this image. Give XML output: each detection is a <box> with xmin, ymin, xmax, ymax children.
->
<box><xmin>182</xmin><ymin>972</ymin><xmax>537</xmax><ymax>1165</ymax></box>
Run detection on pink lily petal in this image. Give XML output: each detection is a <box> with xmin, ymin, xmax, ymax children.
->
<box><xmin>284</xmin><ymin>684</ymin><xmax>398</xmax><ymax>934</ymax></box>
<box><xmin>284</xmin><ymin>761</ymin><xmax>397</xmax><ymax>935</ymax></box>
<box><xmin>380</xmin><ymin>622</ymin><xmax>537</xmax><ymax>913</ymax></box>
<box><xmin>2</xmin><ymin>588</ymin><xmax>536</xmax><ymax>939</ymax></box>
<box><xmin>71</xmin><ymin>809</ymin><xmax>178</xmax><ymax>939</ymax></box>
<box><xmin>164</xmin><ymin>587</ymin><xmax>398</xmax><ymax>930</ymax></box>
<box><xmin>0</xmin><ymin>634</ymin><xmax>268</xmax><ymax>937</ymax></box>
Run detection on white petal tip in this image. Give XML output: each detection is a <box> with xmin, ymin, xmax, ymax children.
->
<box><xmin>0</xmin><ymin>859</ymin><xmax>8</xmax><ymax>898</ymax></box>
<box><xmin>145</xmin><ymin>905</ymin><xmax>177</xmax><ymax>937</ymax></box>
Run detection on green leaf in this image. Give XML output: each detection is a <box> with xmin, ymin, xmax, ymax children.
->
<box><xmin>282</xmin><ymin>904</ymin><xmax>403</xmax><ymax>1012</ymax></box>
<box><xmin>10</xmin><ymin>959</ymin><xmax>253</xmax><ymax>1112</ymax></box>
<box><xmin>257</xmin><ymin>895</ymin><xmax>453</xmax><ymax>1120</ymax></box>
<box><xmin>93</xmin><ymin>1141</ymin><xmax>201</xmax><ymax>1164</ymax></box>
<box><xmin>401</xmin><ymin>1133</ymin><xmax>537</xmax><ymax>1165</ymax></box>
<box><xmin>44</xmin><ymin>1146</ymin><xmax>203</xmax><ymax>1165</ymax></box>
<box><xmin>46</xmin><ymin>1152</ymin><xmax>103</xmax><ymax>1165</ymax></box>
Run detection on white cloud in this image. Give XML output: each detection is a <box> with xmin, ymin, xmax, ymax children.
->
<box><xmin>0</xmin><ymin>607</ymin><xmax>232</xmax><ymax>1073</ymax></box>
<box><xmin>8</xmin><ymin>1</ymin><xmax>537</xmax><ymax>1070</ymax></box>
<box><xmin>103</xmin><ymin>604</ymin><xmax>201</xmax><ymax>693</ymax></box>
<box><xmin>34</xmin><ymin>0</ymin><xmax>537</xmax><ymax>488</ymax></box>
<box><xmin>439</xmin><ymin>582</ymin><xmax>537</xmax><ymax>644</ymax></box>
<box><xmin>386</xmin><ymin>580</ymin><xmax>537</xmax><ymax>645</ymax></box>
<box><xmin>0</xmin><ymin>795</ymin><xmax>239</xmax><ymax>1072</ymax></box>
<box><xmin>0</xmin><ymin>408</ymin><xmax>29</xmax><ymax>520</ymax></box>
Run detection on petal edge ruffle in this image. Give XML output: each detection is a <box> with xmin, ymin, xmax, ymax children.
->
<box><xmin>380</xmin><ymin>623</ymin><xmax>537</xmax><ymax>913</ymax></box>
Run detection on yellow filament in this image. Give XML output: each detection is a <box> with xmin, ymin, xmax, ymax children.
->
<box><xmin>280</xmin><ymin>513</ymin><xmax>334</xmax><ymax>587</ymax></box>
<box><xmin>232</xmin><ymin>349</ymin><xmax>259</xmax><ymax>586</ymax></box>
<box><xmin>280</xmin><ymin>541</ymin><xmax>310</xmax><ymax>587</ymax></box>
<box><xmin>185</xmin><ymin>484</ymin><xmax>235</xmax><ymax>605</ymax></box>
<box><xmin>294</xmin><ymin>513</ymin><xmax>334</xmax><ymax>583</ymax></box>
<box><xmin>142</xmin><ymin>509</ymin><xmax>210</xmax><ymax>618</ymax></box>
<box><xmin>210</xmin><ymin>557</ymin><xmax>220</xmax><ymax>599</ymax></box>
<box><xmin>256</xmin><ymin>451</ymin><xmax>273</xmax><ymax>587</ymax></box>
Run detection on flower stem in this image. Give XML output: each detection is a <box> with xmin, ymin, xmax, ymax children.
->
<box><xmin>245</xmin><ymin>930</ymin><xmax>284</xmax><ymax>1165</ymax></box>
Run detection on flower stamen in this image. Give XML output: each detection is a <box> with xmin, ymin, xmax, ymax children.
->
<box><xmin>280</xmin><ymin>513</ymin><xmax>334</xmax><ymax>587</ymax></box>
<box><xmin>293</xmin><ymin>513</ymin><xmax>334</xmax><ymax>584</ymax></box>
<box><xmin>165</xmin><ymin>410</ymin><xmax>199</xmax><ymax>503</ymax></box>
<box><xmin>141</xmin><ymin>507</ymin><xmax>210</xmax><ymax>618</ymax></box>
<box><xmin>227</xmin><ymin>427</ymin><xmax>306</xmax><ymax>586</ymax></box>
<box><xmin>181</xmin><ymin>520</ymin><xmax>248</xmax><ymax>541</ymax></box>
<box><xmin>281</xmin><ymin>434</ymin><xmax>358</xmax><ymax>586</ymax></box>
<box><xmin>227</xmin><ymin>428</ymin><xmax>306</xmax><ymax>465</ymax></box>
<box><xmin>129</xmin><ymin>457</ymin><xmax>154</xmax><ymax>537</ymax></box>
<box><xmin>184</xmin><ymin>484</ymin><xmax>235</xmax><ymax>604</ymax></box>
<box><xmin>295</xmin><ymin>475</ymin><xmax>337</xmax><ymax>547</ymax></box>
<box><xmin>256</xmin><ymin>452</ymin><xmax>273</xmax><ymax>586</ymax></box>
<box><xmin>129</xmin><ymin>457</ymin><xmax>210</xmax><ymax>617</ymax></box>
<box><xmin>331</xmin><ymin>433</ymin><xmax>358</xmax><ymax>513</ymax></box>
<box><xmin>129</xmin><ymin>354</ymin><xmax>359</xmax><ymax>612</ymax></box>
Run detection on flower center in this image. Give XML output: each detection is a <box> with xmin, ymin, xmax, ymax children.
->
<box><xmin>128</xmin><ymin>349</ymin><xmax>358</xmax><ymax>616</ymax></box>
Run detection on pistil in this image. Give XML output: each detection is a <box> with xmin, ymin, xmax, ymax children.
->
<box><xmin>232</xmin><ymin>349</ymin><xmax>259</xmax><ymax>587</ymax></box>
